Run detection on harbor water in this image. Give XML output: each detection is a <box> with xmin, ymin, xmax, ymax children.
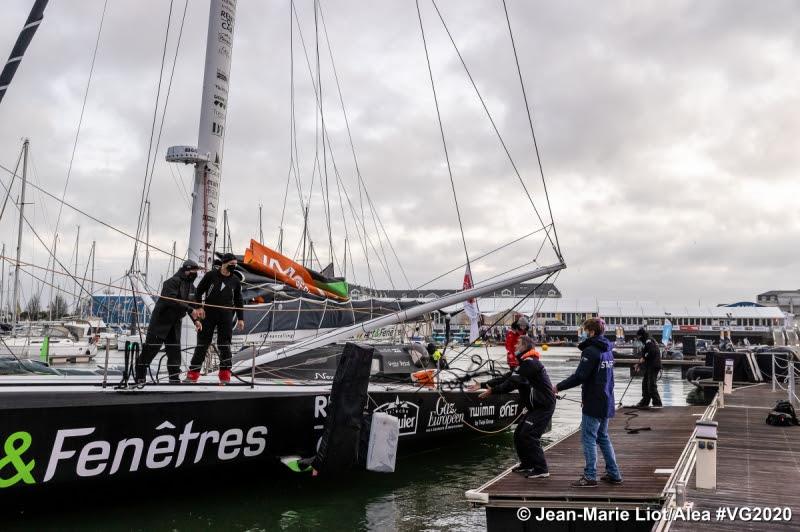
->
<box><xmin>6</xmin><ymin>346</ymin><xmax>705</xmax><ymax>531</ymax></box>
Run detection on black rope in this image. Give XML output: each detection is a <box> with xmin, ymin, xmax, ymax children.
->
<box><xmin>501</xmin><ymin>0</ymin><xmax>562</xmax><ymax>259</ymax></box>
<box><xmin>623</xmin><ymin>409</ymin><xmax>652</xmax><ymax>435</ymax></box>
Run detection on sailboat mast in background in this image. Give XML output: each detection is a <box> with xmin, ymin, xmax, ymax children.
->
<box><xmin>11</xmin><ymin>138</ymin><xmax>29</xmax><ymax>326</ymax></box>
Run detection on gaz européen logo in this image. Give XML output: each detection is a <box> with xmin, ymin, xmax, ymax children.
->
<box><xmin>0</xmin><ymin>431</ymin><xmax>36</xmax><ymax>488</ymax></box>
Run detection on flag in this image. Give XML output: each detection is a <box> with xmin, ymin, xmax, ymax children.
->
<box><xmin>662</xmin><ymin>319</ymin><xmax>673</xmax><ymax>346</ymax></box>
<box><xmin>463</xmin><ymin>265</ymin><xmax>480</xmax><ymax>343</ymax></box>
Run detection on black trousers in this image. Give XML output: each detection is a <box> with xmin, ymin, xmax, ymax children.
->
<box><xmin>190</xmin><ymin>310</ymin><xmax>234</xmax><ymax>371</ymax></box>
<box><xmin>135</xmin><ymin>323</ymin><xmax>182</xmax><ymax>383</ymax></box>
<box><xmin>640</xmin><ymin>366</ymin><xmax>662</xmax><ymax>406</ymax></box>
<box><xmin>515</xmin><ymin>407</ymin><xmax>554</xmax><ymax>473</ymax></box>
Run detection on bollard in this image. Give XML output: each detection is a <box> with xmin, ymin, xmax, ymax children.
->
<box><xmin>695</xmin><ymin>420</ymin><xmax>718</xmax><ymax>490</ymax></box>
<box><xmin>723</xmin><ymin>358</ymin><xmax>733</xmax><ymax>395</ymax></box>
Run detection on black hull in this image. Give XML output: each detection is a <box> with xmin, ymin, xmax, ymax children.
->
<box><xmin>0</xmin><ymin>385</ymin><xmax>520</xmax><ymax>500</ymax></box>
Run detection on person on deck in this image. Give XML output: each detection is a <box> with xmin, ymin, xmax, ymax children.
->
<box><xmin>134</xmin><ymin>260</ymin><xmax>203</xmax><ymax>384</ymax></box>
<box><xmin>505</xmin><ymin>317</ymin><xmax>530</xmax><ymax>369</ymax></box>
<box><xmin>426</xmin><ymin>342</ymin><xmax>449</xmax><ymax>369</ymax></box>
<box><xmin>480</xmin><ymin>335</ymin><xmax>554</xmax><ymax>478</ymax></box>
<box><xmin>553</xmin><ymin>317</ymin><xmax>622</xmax><ymax>488</ymax></box>
<box><xmin>635</xmin><ymin>327</ymin><xmax>663</xmax><ymax>408</ymax></box>
<box><xmin>187</xmin><ymin>253</ymin><xmax>245</xmax><ymax>384</ymax></box>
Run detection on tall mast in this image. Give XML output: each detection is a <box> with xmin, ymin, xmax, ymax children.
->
<box><xmin>183</xmin><ymin>0</ymin><xmax>237</xmax><ymax>273</ymax></box>
<box><xmin>48</xmin><ymin>235</ymin><xmax>57</xmax><ymax>321</ymax></box>
<box><xmin>90</xmin><ymin>240</ymin><xmax>95</xmax><ymax>316</ymax></box>
<box><xmin>0</xmin><ymin>243</ymin><xmax>5</xmax><ymax>320</ymax></box>
<box><xmin>11</xmin><ymin>138</ymin><xmax>28</xmax><ymax>327</ymax></box>
<box><xmin>144</xmin><ymin>200</ymin><xmax>150</xmax><ymax>287</ymax></box>
<box><xmin>258</xmin><ymin>203</ymin><xmax>263</xmax><ymax>243</ymax></box>
<box><xmin>73</xmin><ymin>224</ymin><xmax>80</xmax><ymax>314</ymax></box>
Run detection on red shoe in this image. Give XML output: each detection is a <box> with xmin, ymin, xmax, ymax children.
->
<box><xmin>219</xmin><ymin>369</ymin><xmax>231</xmax><ymax>384</ymax></box>
<box><xmin>185</xmin><ymin>370</ymin><xmax>200</xmax><ymax>383</ymax></box>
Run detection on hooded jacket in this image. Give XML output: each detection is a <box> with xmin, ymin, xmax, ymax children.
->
<box><xmin>637</xmin><ymin>329</ymin><xmax>662</xmax><ymax>369</ymax></box>
<box><xmin>491</xmin><ymin>350</ymin><xmax>555</xmax><ymax>411</ymax></box>
<box><xmin>556</xmin><ymin>335</ymin><xmax>616</xmax><ymax>418</ymax></box>
<box><xmin>147</xmin><ymin>270</ymin><xmax>195</xmax><ymax>339</ymax></box>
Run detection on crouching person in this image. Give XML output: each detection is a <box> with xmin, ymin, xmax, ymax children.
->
<box><xmin>479</xmin><ymin>336</ymin><xmax>555</xmax><ymax>478</ymax></box>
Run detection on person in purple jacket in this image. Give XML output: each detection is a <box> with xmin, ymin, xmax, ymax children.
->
<box><xmin>554</xmin><ymin>318</ymin><xmax>622</xmax><ymax>488</ymax></box>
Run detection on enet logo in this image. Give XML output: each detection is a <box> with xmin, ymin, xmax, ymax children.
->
<box><xmin>0</xmin><ymin>431</ymin><xmax>36</xmax><ymax>488</ymax></box>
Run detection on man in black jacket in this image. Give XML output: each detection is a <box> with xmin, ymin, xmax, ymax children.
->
<box><xmin>554</xmin><ymin>318</ymin><xmax>622</xmax><ymax>488</ymax></box>
<box><xmin>480</xmin><ymin>336</ymin><xmax>555</xmax><ymax>478</ymax></box>
<box><xmin>135</xmin><ymin>260</ymin><xmax>203</xmax><ymax>384</ymax></box>
<box><xmin>187</xmin><ymin>253</ymin><xmax>245</xmax><ymax>384</ymax></box>
<box><xmin>635</xmin><ymin>327</ymin><xmax>662</xmax><ymax>408</ymax></box>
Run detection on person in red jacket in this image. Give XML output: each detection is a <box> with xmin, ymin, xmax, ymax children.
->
<box><xmin>505</xmin><ymin>316</ymin><xmax>530</xmax><ymax>368</ymax></box>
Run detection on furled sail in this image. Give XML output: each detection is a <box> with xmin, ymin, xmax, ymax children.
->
<box><xmin>243</xmin><ymin>239</ymin><xmax>349</xmax><ymax>301</ymax></box>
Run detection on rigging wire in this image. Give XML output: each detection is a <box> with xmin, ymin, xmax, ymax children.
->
<box><xmin>51</xmin><ymin>0</ymin><xmax>109</xmax><ymax>250</ymax></box>
<box><xmin>415</xmin><ymin>0</ymin><xmax>472</xmax><ymax>272</ymax></box>
<box><xmin>501</xmin><ymin>0</ymin><xmax>562</xmax><ymax>259</ymax></box>
<box><xmin>429</xmin><ymin>0</ymin><xmax>558</xmax><ymax>259</ymax></box>
<box><xmin>0</xmin><ymin>162</ymin><xmax>179</xmax><ymax>260</ymax></box>
<box><xmin>317</xmin><ymin>3</ymin><xmax>411</xmax><ymax>289</ymax></box>
<box><xmin>130</xmin><ymin>0</ymin><xmax>175</xmax><ymax>273</ymax></box>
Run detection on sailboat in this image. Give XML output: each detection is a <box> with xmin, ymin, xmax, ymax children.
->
<box><xmin>0</xmin><ymin>0</ymin><xmax>565</xmax><ymax>495</ymax></box>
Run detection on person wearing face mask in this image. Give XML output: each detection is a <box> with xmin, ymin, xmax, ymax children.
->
<box><xmin>479</xmin><ymin>335</ymin><xmax>553</xmax><ymax>478</ymax></box>
<box><xmin>187</xmin><ymin>253</ymin><xmax>245</xmax><ymax>384</ymax></box>
<box><xmin>135</xmin><ymin>260</ymin><xmax>203</xmax><ymax>384</ymax></box>
<box><xmin>554</xmin><ymin>317</ymin><xmax>622</xmax><ymax>488</ymax></box>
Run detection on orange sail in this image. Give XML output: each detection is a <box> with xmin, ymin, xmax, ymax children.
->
<box><xmin>243</xmin><ymin>239</ymin><xmax>349</xmax><ymax>301</ymax></box>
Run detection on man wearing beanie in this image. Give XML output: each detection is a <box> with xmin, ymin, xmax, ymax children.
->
<box><xmin>187</xmin><ymin>252</ymin><xmax>244</xmax><ymax>384</ymax></box>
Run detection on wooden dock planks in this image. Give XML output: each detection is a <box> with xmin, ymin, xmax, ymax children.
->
<box><xmin>670</xmin><ymin>384</ymin><xmax>800</xmax><ymax>531</ymax></box>
<box><xmin>478</xmin><ymin>406</ymin><xmax>706</xmax><ymax>506</ymax></box>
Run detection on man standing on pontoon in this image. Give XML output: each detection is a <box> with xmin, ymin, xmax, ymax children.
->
<box><xmin>187</xmin><ymin>253</ymin><xmax>245</xmax><ymax>384</ymax></box>
<box><xmin>134</xmin><ymin>260</ymin><xmax>203</xmax><ymax>384</ymax></box>
<box><xmin>554</xmin><ymin>317</ymin><xmax>622</xmax><ymax>488</ymax></box>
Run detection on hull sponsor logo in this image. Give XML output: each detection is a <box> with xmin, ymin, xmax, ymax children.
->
<box><xmin>0</xmin><ymin>432</ymin><xmax>36</xmax><ymax>487</ymax></box>
<box><xmin>468</xmin><ymin>404</ymin><xmax>495</xmax><ymax>427</ymax></box>
<box><xmin>374</xmin><ymin>396</ymin><xmax>419</xmax><ymax>436</ymax></box>
<box><xmin>499</xmin><ymin>401</ymin><xmax>519</xmax><ymax>419</ymax></box>
<box><xmin>426</xmin><ymin>397</ymin><xmax>464</xmax><ymax>433</ymax></box>
<box><xmin>1</xmin><ymin>421</ymin><xmax>268</xmax><ymax>489</ymax></box>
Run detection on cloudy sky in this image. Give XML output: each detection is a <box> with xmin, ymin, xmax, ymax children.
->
<box><xmin>1</xmin><ymin>0</ymin><xmax>798</xmax><ymax>309</ymax></box>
